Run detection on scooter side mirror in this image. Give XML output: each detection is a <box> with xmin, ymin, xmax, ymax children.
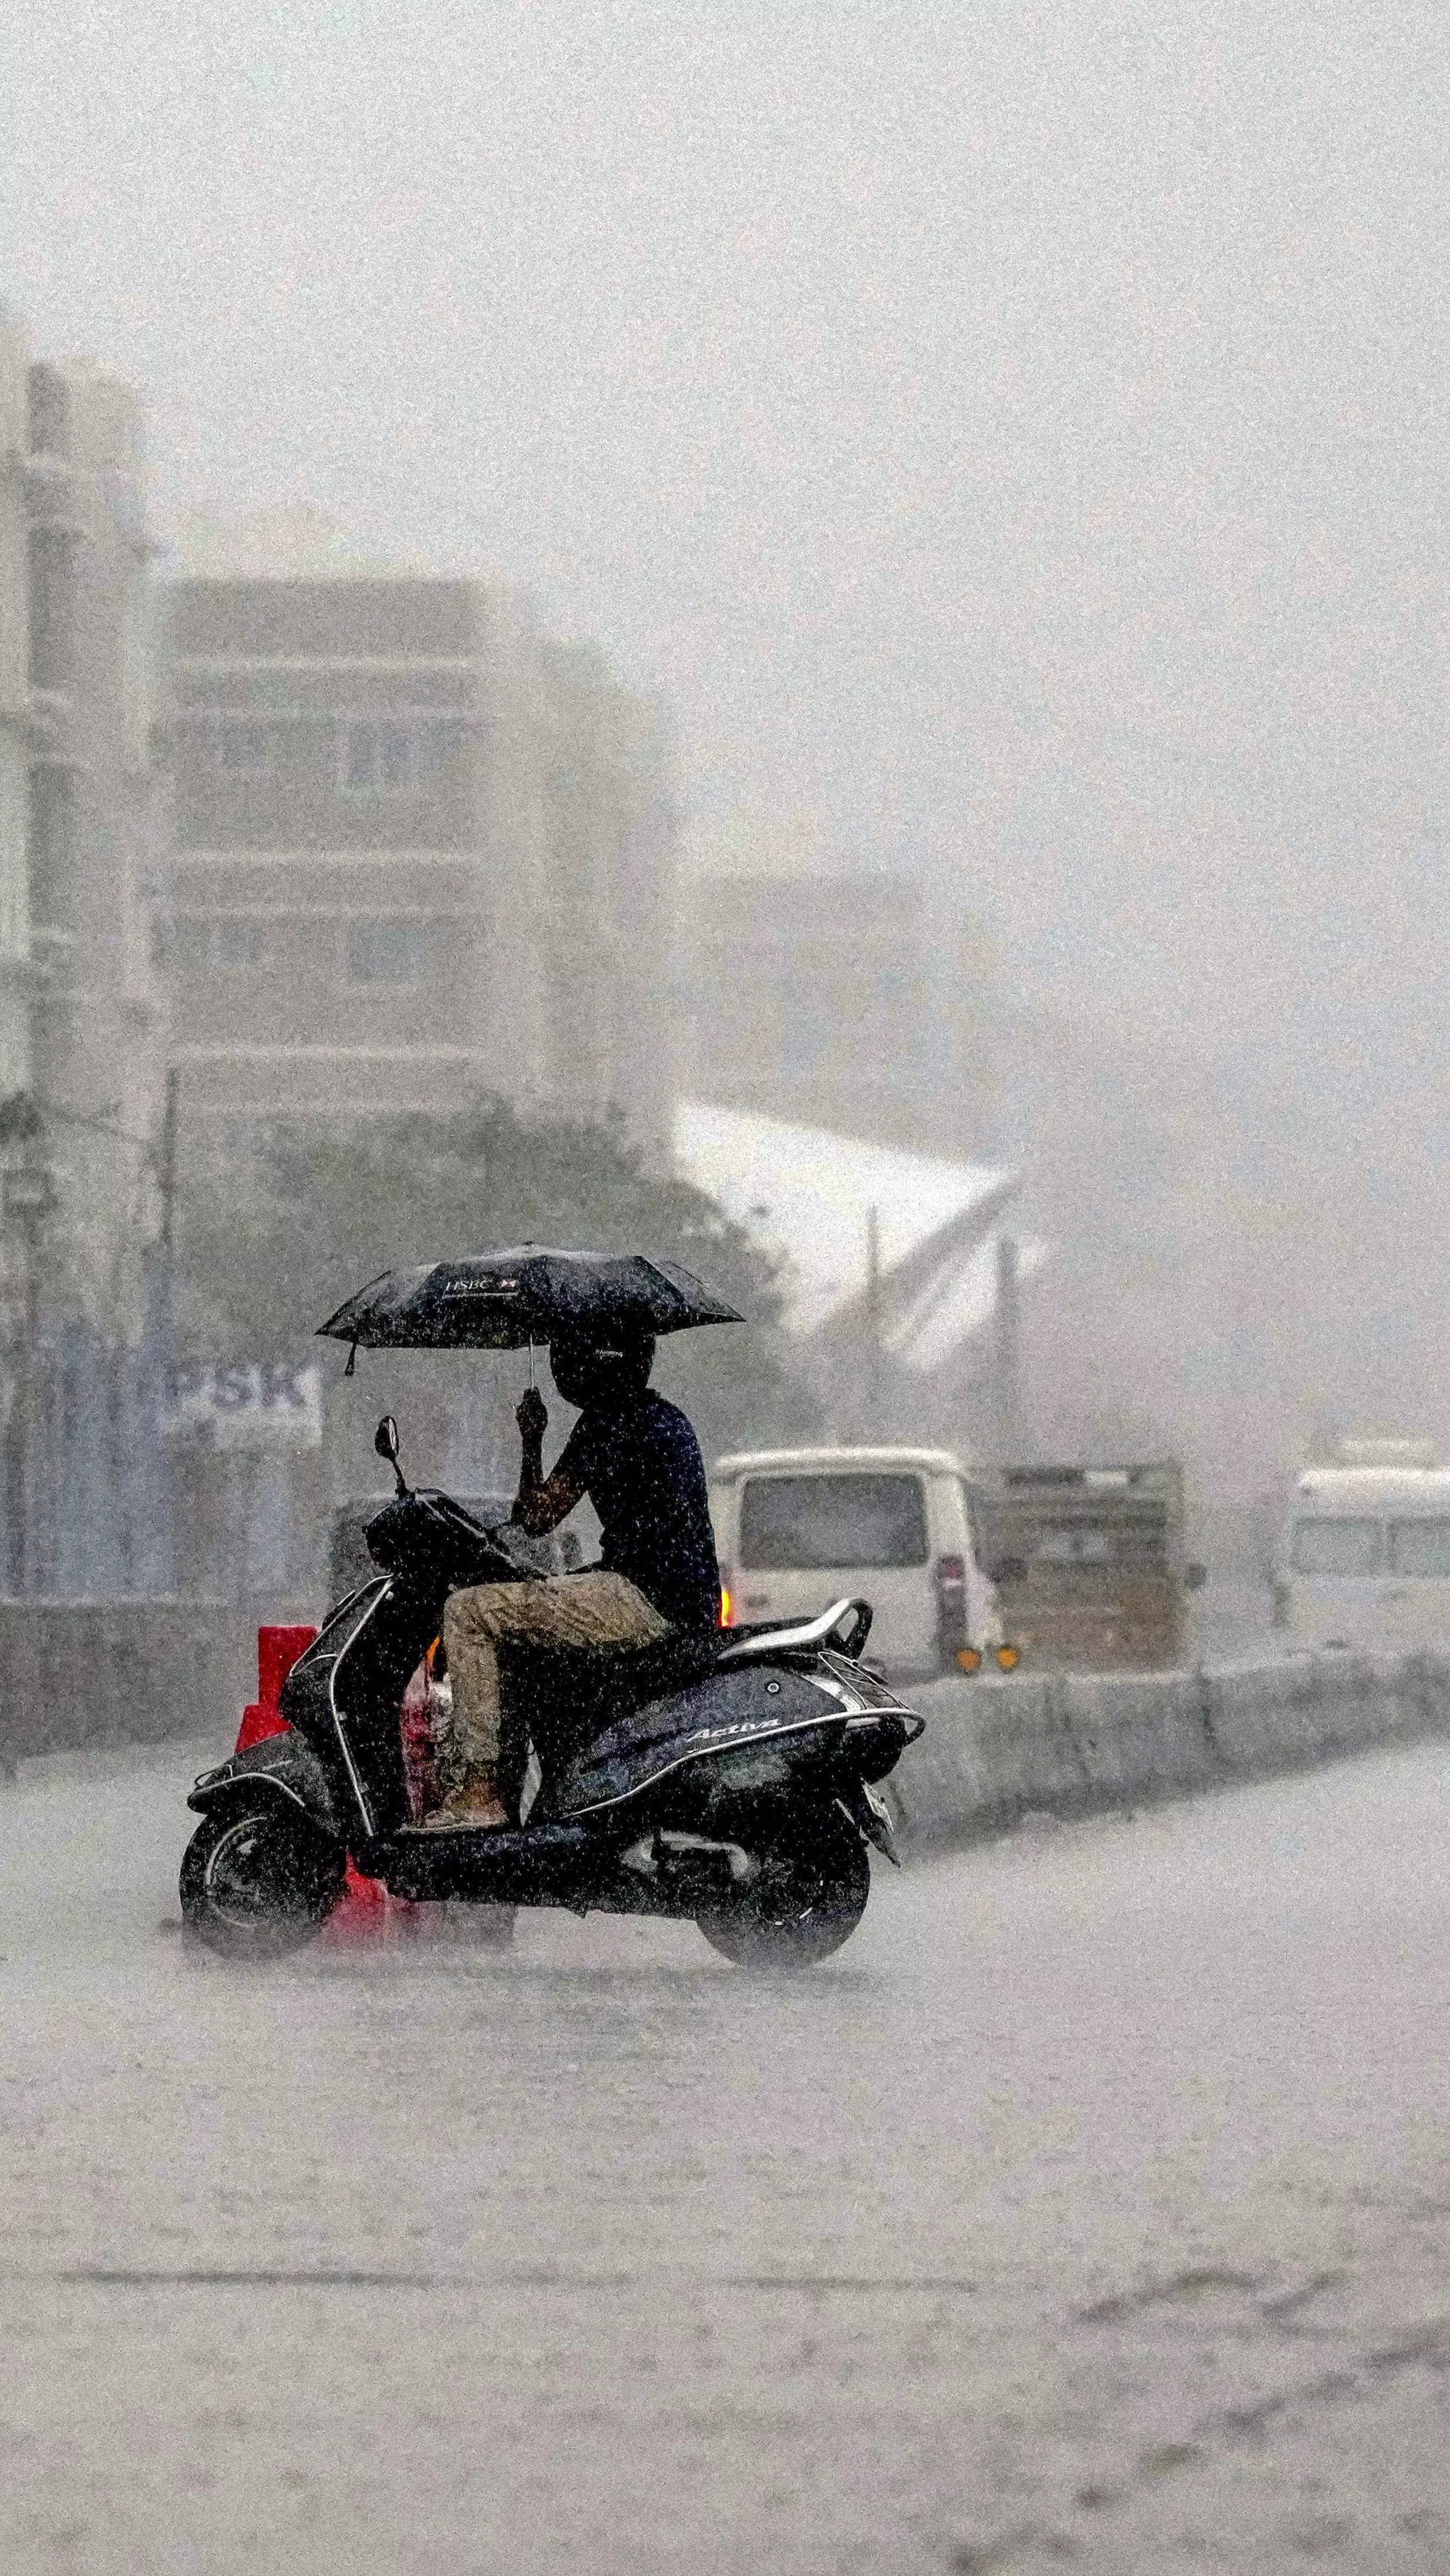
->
<box><xmin>374</xmin><ymin>1414</ymin><xmax>408</xmax><ymax>1495</ymax></box>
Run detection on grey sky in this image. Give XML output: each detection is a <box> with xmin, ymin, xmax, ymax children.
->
<box><xmin>5</xmin><ymin>3</ymin><xmax>1447</xmax><ymax>1041</ymax></box>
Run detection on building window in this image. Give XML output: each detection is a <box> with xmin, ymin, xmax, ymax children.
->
<box><xmin>28</xmin><ymin>528</ymin><xmax>75</xmax><ymax>692</ymax></box>
<box><xmin>431</xmin><ymin>718</ymin><xmax>469</xmax><ymax>765</ymax></box>
<box><xmin>27</xmin><ymin>365</ymin><xmax>70</xmax><ymax>458</ymax></box>
<box><xmin>121</xmin><ymin>570</ymin><xmax>152</xmax><ymax>775</ymax></box>
<box><xmin>202</xmin><ymin>720</ymin><xmax>271</xmax><ymax>773</ymax></box>
<box><xmin>346</xmin><ymin>919</ymin><xmax>427</xmax><ymax>986</ymax></box>
<box><xmin>339</xmin><ymin>718</ymin><xmax>420</xmax><ymax>795</ymax></box>
<box><xmin>178</xmin><ymin>918</ymin><xmax>271</xmax><ymax>974</ymax></box>
<box><xmin>26</xmin><ymin>769</ymin><xmax>72</xmax><ymax>924</ymax></box>
<box><xmin>336</xmin><ymin>717</ymin><xmax>465</xmax><ymax>795</ymax></box>
<box><xmin>213</xmin><ymin>919</ymin><xmax>268</xmax><ymax>970</ymax></box>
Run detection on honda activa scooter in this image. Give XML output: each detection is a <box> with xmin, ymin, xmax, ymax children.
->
<box><xmin>181</xmin><ymin>1416</ymin><xmax>924</xmax><ymax>1968</ymax></box>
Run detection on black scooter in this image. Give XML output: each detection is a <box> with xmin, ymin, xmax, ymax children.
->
<box><xmin>181</xmin><ymin>1416</ymin><xmax>925</xmax><ymax>1968</ymax></box>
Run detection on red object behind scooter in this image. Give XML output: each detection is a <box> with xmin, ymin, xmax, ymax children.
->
<box><xmin>234</xmin><ymin>1624</ymin><xmax>400</xmax><ymax>1934</ymax></box>
<box><xmin>236</xmin><ymin>1624</ymin><xmax>318</xmax><ymax>1752</ymax></box>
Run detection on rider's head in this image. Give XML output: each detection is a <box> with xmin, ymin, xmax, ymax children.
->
<box><xmin>549</xmin><ymin>1327</ymin><xmax>655</xmax><ymax>1410</ymax></box>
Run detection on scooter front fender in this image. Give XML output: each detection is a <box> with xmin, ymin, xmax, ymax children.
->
<box><xmin>187</xmin><ymin>1731</ymin><xmax>346</xmax><ymax>1846</ymax></box>
<box><xmin>836</xmin><ymin>1774</ymin><xmax>901</xmax><ymax>1865</ymax></box>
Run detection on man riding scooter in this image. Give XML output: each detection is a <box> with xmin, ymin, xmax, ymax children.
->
<box><xmin>183</xmin><ymin>1248</ymin><xmax>920</xmax><ymax>1967</ymax></box>
<box><xmin>419</xmin><ymin>1325</ymin><xmax>720</xmax><ymax>1830</ymax></box>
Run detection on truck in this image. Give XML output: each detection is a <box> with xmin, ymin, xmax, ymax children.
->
<box><xmin>970</xmin><ymin>1460</ymin><xmax>1206</xmax><ymax>1672</ymax></box>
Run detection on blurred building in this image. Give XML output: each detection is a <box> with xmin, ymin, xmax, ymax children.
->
<box><xmin>0</xmin><ymin>311</ymin><xmax>165</xmax><ymax>1337</ymax></box>
<box><xmin>677</xmin><ymin>870</ymin><xmax>995</xmax><ymax>1158</ymax></box>
<box><xmin>675</xmin><ymin>871</ymin><xmax>1253</xmax><ymax>1551</ymax></box>
<box><xmin>162</xmin><ymin>579</ymin><xmax>677</xmax><ymax>1150</ymax></box>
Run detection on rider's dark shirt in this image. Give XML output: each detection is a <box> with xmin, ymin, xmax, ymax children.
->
<box><xmin>555</xmin><ymin>1390</ymin><xmax>720</xmax><ymax>1634</ymax></box>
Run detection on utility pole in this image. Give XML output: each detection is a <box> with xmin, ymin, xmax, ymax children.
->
<box><xmin>3</xmin><ymin>1131</ymin><xmax>59</xmax><ymax>1599</ymax></box>
<box><xmin>158</xmin><ymin>1063</ymin><xmax>180</xmax><ymax>1262</ymax></box>
<box><xmin>865</xmin><ymin>1203</ymin><xmax>883</xmax><ymax>1441</ymax></box>
<box><xmin>136</xmin><ymin>1064</ymin><xmax>182</xmax><ymax>1596</ymax></box>
<box><xmin>995</xmin><ymin>1231</ymin><xmax>1022</xmax><ymax>1465</ymax></box>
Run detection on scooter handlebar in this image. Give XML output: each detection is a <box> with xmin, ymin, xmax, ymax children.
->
<box><xmin>366</xmin><ymin>1489</ymin><xmax>530</xmax><ymax>1586</ymax></box>
<box><xmin>479</xmin><ymin>1519</ymin><xmax>548</xmax><ymax>1577</ymax></box>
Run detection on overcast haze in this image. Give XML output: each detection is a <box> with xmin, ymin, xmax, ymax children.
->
<box><xmin>8</xmin><ymin>2</ymin><xmax>1450</xmax><ymax>1472</ymax></box>
<box><xmin>6</xmin><ymin>8</ymin><xmax>1446</xmax><ymax>959</ymax></box>
<box><xmin>10</xmin><ymin>32</ymin><xmax>1450</xmax><ymax>2553</ymax></box>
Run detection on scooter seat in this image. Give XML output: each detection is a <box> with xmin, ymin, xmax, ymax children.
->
<box><xmin>497</xmin><ymin>1630</ymin><xmax>722</xmax><ymax>1780</ymax></box>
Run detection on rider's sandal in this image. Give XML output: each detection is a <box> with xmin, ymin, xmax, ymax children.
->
<box><xmin>415</xmin><ymin>1781</ymin><xmax>511</xmax><ymax>1832</ymax></box>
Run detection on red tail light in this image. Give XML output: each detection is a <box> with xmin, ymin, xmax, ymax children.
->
<box><xmin>935</xmin><ymin>1554</ymin><xmax>967</xmax><ymax>1661</ymax></box>
<box><xmin>718</xmin><ymin>1569</ymin><xmax>735</xmax><ymax>1629</ymax></box>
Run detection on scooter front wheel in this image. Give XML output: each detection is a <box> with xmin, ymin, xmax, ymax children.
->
<box><xmin>180</xmin><ymin>1805</ymin><xmax>346</xmax><ymax>1960</ymax></box>
<box><xmin>696</xmin><ymin>1812</ymin><xmax>870</xmax><ymax>1969</ymax></box>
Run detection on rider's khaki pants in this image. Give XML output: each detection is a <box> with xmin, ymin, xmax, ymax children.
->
<box><xmin>442</xmin><ymin>1571</ymin><xmax>671</xmax><ymax>1780</ymax></box>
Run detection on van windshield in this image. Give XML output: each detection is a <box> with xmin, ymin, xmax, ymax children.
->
<box><xmin>1388</xmin><ymin>1519</ymin><xmax>1450</xmax><ymax>1577</ymax></box>
<box><xmin>739</xmin><ymin>1474</ymin><xmax>929</xmax><ymax>1570</ymax></box>
<box><xmin>1291</xmin><ymin>1517</ymin><xmax>1382</xmax><ymax>1577</ymax></box>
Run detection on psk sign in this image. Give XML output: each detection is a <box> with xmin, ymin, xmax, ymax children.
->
<box><xmin>164</xmin><ymin>1362</ymin><xmax>323</xmax><ymax>1452</ymax></box>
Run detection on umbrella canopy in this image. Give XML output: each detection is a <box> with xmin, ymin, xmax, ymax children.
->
<box><xmin>317</xmin><ymin>1246</ymin><xmax>744</xmax><ymax>1355</ymax></box>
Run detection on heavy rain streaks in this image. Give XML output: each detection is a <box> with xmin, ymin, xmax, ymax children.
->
<box><xmin>5</xmin><ymin>8</ymin><xmax>1450</xmax><ymax>2571</ymax></box>
<box><xmin>6</xmin><ymin>1732</ymin><xmax>1450</xmax><ymax>2570</ymax></box>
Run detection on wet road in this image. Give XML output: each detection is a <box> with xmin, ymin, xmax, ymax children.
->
<box><xmin>4</xmin><ymin>1732</ymin><xmax>1450</xmax><ymax>2574</ymax></box>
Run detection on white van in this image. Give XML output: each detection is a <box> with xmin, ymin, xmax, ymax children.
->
<box><xmin>1277</xmin><ymin>1440</ymin><xmax>1450</xmax><ymax>1648</ymax></box>
<box><xmin>710</xmin><ymin>1445</ymin><xmax>1006</xmax><ymax>1681</ymax></box>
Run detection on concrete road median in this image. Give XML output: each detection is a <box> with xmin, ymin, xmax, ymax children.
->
<box><xmin>894</xmin><ymin>1647</ymin><xmax>1450</xmax><ymax>1848</ymax></box>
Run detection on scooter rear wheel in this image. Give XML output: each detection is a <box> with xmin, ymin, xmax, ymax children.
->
<box><xmin>180</xmin><ymin>1805</ymin><xmax>346</xmax><ymax>1959</ymax></box>
<box><xmin>695</xmin><ymin>1811</ymin><xmax>870</xmax><ymax>1968</ymax></box>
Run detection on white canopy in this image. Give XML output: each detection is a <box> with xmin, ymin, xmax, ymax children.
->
<box><xmin>673</xmin><ymin>1097</ymin><xmax>1047</xmax><ymax>1370</ymax></box>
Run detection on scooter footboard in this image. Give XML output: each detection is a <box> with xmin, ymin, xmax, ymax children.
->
<box><xmin>376</xmin><ymin>1816</ymin><xmax>744</xmax><ymax>1921</ymax></box>
<box><xmin>380</xmin><ymin>1818</ymin><xmax>602</xmax><ymax>1907</ymax></box>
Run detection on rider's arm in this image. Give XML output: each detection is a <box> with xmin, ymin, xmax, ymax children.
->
<box><xmin>511</xmin><ymin>1391</ymin><xmax>587</xmax><ymax>1535</ymax></box>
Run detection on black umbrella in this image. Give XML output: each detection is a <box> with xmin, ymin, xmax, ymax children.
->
<box><xmin>318</xmin><ymin>1246</ymin><xmax>744</xmax><ymax>1358</ymax></box>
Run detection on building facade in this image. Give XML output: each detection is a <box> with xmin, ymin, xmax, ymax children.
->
<box><xmin>0</xmin><ymin>310</ymin><xmax>165</xmax><ymax>1340</ymax></box>
<box><xmin>163</xmin><ymin>579</ymin><xmax>678</xmax><ymax>1152</ymax></box>
<box><xmin>677</xmin><ymin>869</ymin><xmax>996</xmax><ymax>1160</ymax></box>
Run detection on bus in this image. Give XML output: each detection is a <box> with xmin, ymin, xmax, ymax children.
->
<box><xmin>1276</xmin><ymin>1440</ymin><xmax>1450</xmax><ymax>1648</ymax></box>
